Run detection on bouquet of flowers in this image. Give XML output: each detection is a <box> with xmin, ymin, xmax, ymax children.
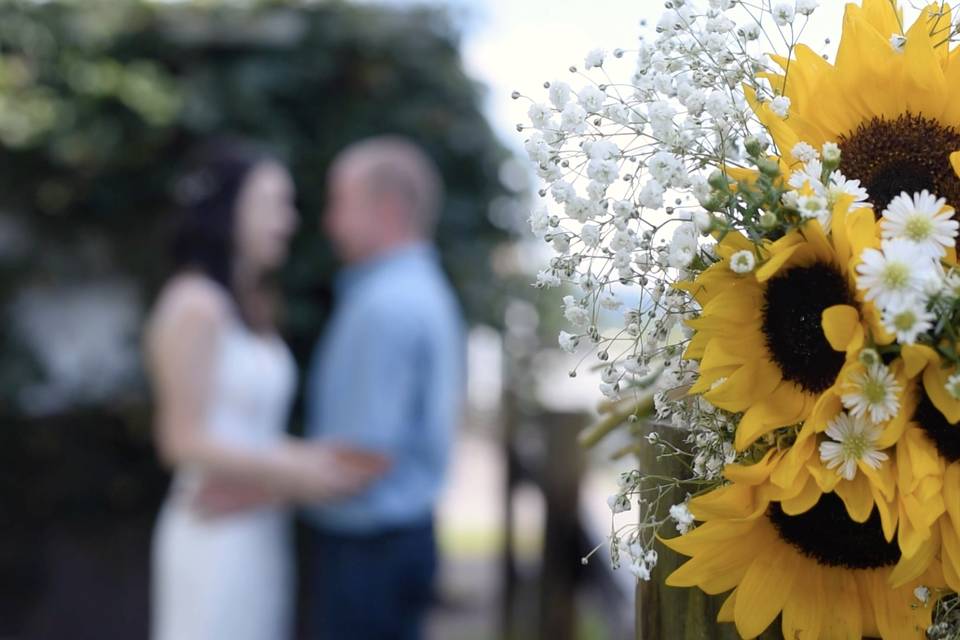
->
<box><xmin>519</xmin><ymin>0</ymin><xmax>960</xmax><ymax>637</ymax></box>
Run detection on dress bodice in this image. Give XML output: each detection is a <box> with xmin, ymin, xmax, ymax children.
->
<box><xmin>205</xmin><ymin>319</ymin><xmax>297</xmax><ymax>449</ymax></box>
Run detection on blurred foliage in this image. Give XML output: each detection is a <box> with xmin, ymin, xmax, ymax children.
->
<box><xmin>0</xmin><ymin>0</ymin><xmax>523</xmax><ymax>631</ymax></box>
<box><xmin>0</xmin><ymin>0</ymin><xmax>520</xmax><ymax>411</ymax></box>
<box><xmin>0</xmin><ymin>2</ymin><xmax>520</xmax><ymax>623</ymax></box>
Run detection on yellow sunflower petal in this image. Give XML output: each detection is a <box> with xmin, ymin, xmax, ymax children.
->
<box><xmin>779</xmin><ymin>474</ymin><xmax>822</xmax><ymax>515</ymax></box>
<box><xmin>889</xmin><ymin>526</ymin><xmax>939</xmax><ymax>588</ymax></box>
<box><xmin>835</xmin><ymin>473</ymin><xmax>874</xmax><ymax>523</ymax></box>
<box><xmin>780</xmin><ymin>552</ymin><xmax>823</xmax><ymax>640</ymax></box>
<box><xmin>734</xmin><ymin>382</ymin><xmax>810</xmax><ymax>450</ymax></box>
<box><xmin>689</xmin><ymin>482</ymin><xmax>763</xmax><ymax>521</ymax></box>
<box><xmin>819</xmin><ymin>567</ymin><xmax>863</xmax><ymax>640</ymax></box>
<box><xmin>771</xmin><ymin>431</ymin><xmax>817</xmax><ymax>489</ymax></box>
<box><xmin>660</xmin><ymin>519</ymin><xmax>757</xmax><ymax>556</ymax></box>
<box><xmin>942</xmin><ymin>517</ymin><xmax>960</xmax><ymax>592</ymax></box>
<box><xmin>717</xmin><ymin>590</ymin><xmax>737</xmax><ymax>623</ymax></box>
<box><xmin>943</xmin><ymin>463</ymin><xmax>960</xmax><ymax>528</ymax></box>
<box><xmin>923</xmin><ymin>363</ymin><xmax>960</xmax><ymax>423</ymax></box>
<box><xmin>821</xmin><ymin>304</ymin><xmax>861</xmax><ymax>352</ymax></box>
<box><xmin>724</xmin><ymin>449</ymin><xmax>780</xmax><ymax>486</ymax></box>
<box><xmin>734</xmin><ymin>541</ymin><xmax>798</xmax><ymax>639</ymax></box>
<box><xmin>667</xmin><ymin>532</ymin><xmax>767</xmax><ymax>595</ymax></box>
<box><xmin>755</xmin><ymin>244</ymin><xmax>802</xmax><ymax>282</ymax></box>
<box><xmin>901</xmin><ymin>343</ymin><xmax>939</xmax><ymax>378</ymax></box>
<box><xmin>903</xmin><ymin>7</ymin><xmax>949</xmax><ymax>117</ymax></box>
<box><xmin>871</xmin><ymin>570</ymin><xmax>935</xmax><ymax>639</ymax></box>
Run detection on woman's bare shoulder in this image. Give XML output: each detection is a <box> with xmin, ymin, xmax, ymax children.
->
<box><xmin>147</xmin><ymin>273</ymin><xmax>232</xmax><ymax>340</ymax></box>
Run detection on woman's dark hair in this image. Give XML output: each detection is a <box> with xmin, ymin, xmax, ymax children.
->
<box><xmin>171</xmin><ymin>137</ymin><xmax>273</xmax><ymax>291</ymax></box>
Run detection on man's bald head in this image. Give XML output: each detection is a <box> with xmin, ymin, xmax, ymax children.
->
<box><xmin>331</xmin><ymin>136</ymin><xmax>443</xmax><ymax>234</ymax></box>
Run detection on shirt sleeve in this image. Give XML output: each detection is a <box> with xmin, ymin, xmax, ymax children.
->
<box><xmin>338</xmin><ymin>307</ymin><xmax>423</xmax><ymax>452</ymax></box>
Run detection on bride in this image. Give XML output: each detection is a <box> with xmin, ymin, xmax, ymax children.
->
<box><xmin>145</xmin><ymin>139</ymin><xmax>385</xmax><ymax>640</ymax></box>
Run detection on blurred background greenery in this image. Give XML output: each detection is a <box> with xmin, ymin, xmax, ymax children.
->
<box><xmin>0</xmin><ymin>0</ymin><xmax>525</xmax><ymax>636</ymax></box>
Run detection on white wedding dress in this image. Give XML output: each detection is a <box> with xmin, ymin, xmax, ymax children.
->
<box><xmin>151</xmin><ymin>317</ymin><xmax>297</xmax><ymax>640</ymax></box>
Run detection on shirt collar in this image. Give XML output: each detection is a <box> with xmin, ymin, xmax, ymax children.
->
<box><xmin>335</xmin><ymin>241</ymin><xmax>435</xmax><ymax>292</ymax></box>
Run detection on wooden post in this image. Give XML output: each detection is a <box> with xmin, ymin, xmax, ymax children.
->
<box><xmin>635</xmin><ymin>427</ymin><xmax>780</xmax><ymax>640</ymax></box>
<box><xmin>539</xmin><ymin>411</ymin><xmax>587</xmax><ymax>640</ymax></box>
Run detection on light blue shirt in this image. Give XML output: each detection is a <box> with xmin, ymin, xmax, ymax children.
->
<box><xmin>305</xmin><ymin>243</ymin><xmax>465</xmax><ymax>533</ymax></box>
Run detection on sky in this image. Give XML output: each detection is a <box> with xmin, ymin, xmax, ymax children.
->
<box><xmin>361</xmin><ymin>0</ymin><xmax>850</xmax><ymax>155</ymax></box>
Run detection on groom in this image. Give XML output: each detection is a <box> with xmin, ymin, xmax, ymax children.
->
<box><xmin>304</xmin><ymin>136</ymin><xmax>465</xmax><ymax>640</ymax></box>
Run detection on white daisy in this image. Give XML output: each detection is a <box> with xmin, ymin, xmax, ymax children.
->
<box><xmin>841</xmin><ymin>363</ymin><xmax>902</xmax><ymax>423</ymax></box>
<box><xmin>788</xmin><ymin>158</ymin><xmax>822</xmax><ymax>189</ymax></box>
<box><xmin>728</xmin><ymin>249</ymin><xmax>756</xmax><ymax>274</ymax></box>
<box><xmin>881</xmin><ymin>300</ymin><xmax>935</xmax><ymax>345</ymax></box>
<box><xmin>880</xmin><ymin>190</ymin><xmax>958</xmax><ymax>258</ymax></box>
<box><xmin>797</xmin><ymin>194</ymin><xmax>830</xmax><ymax>231</ymax></box>
<box><xmin>822</xmin><ymin>170</ymin><xmax>869</xmax><ymax>209</ymax></box>
<box><xmin>856</xmin><ymin>238</ymin><xmax>935</xmax><ymax>311</ymax></box>
<box><xmin>819</xmin><ymin>412</ymin><xmax>888</xmax><ymax>481</ymax></box>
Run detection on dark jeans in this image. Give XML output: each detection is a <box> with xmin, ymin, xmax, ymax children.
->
<box><xmin>307</xmin><ymin>517</ymin><xmax>437</xmax><ymax>640</ymax></box>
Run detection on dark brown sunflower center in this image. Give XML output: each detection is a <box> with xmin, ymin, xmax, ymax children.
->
<box><xmin>768</xmin><ymin>493</ymin><xmax>899</xmax><ymax>569</ymax></box>
<box><xmin>913</xmin><ymin>388</ymin><xmax>960</xmax><ymax>462</ymax></box>
<box><xmin>762</xmin><ymin>262</ymin><xmax>853</xmax><ymax>394</ymax></box>
<box><xmin>837</xmin><ymin>114</ymin><xmax>960</xmax><ymax>221</ymax></box>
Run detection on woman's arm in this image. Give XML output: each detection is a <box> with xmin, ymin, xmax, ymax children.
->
<box><xmin>145</xmin><ymin>277</ymin><xmax>382</xmax><ymax>503</ymax></box>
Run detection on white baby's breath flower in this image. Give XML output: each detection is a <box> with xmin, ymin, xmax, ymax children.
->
<box><xmin>529</xmin><ymin>204</ymin><xmax>550</xmax><ymax>238</ymax></box>
<box><xmin>729</xmin><ymin>250</ymin><xmax>756</xmax><ymax>274</ymax></box>
<box><xmin>669</xmin><ymin>503</ymin><xmax>695</xmax><ymax>534</ymax></box>
<box><xmin>638</xmin><ymin>179</ymin><xmax>665</xmax><ymax>209</ymax></box>
<box><xmin>527</xmin><ymin>103</ymin><xmax>552</xmax><ymax>128</ymax></box>
<box><xmin>819</xmin><ymin>412</ymin><xmax>888</xmax><ymax>481</ymax></box>
<box><xmin>692</xmin><ymin>209</ymin><xmax>713</xmax><ymax>233</ymax></box>
<box><xmin>558</xmin><ymin>331</ymin><xmax>580</xmax><ymax>353</ymax></box>
<box><xmin>548</xmin><ymin>80</ymin><xmax>571</xmax><ymax>108</ymax></box>
<box><xmin>946</xmin><ymin>373</ymin><xmax>960</xmax><ymax>401</ymax></box>
<box><xmin>772</xmin><ymin>3</ymin><xmax>796</xmax><ymax>26</ymax></box>
<box><xmin>821</xmin><ymin>141</ymin><xmax>840</xmax><ymax>164</ymax></box>
<box><xmin>578</xmin><ymin>85</ymin><xmax>606</xmax><ymax>112</ymax></box>
<box><xmin>770</xmin><ymin>95</ymin><xmax>791</xmax><ymax>118</ymax></box>
<box><xmin>668</xmin><ymin>223</ymin><xmax>699</xmax><ymax>268</ymax></box>
<box><xmin>563</xmin><ymin>295</ymin><xmax>591</xmax><ymax>328</ymax></box>
<box><xmin>738</xmin><ymin>21</ymin><xmax>761</xmax><ymax>41</ymax></box>
<box><xmin>841</xmin><ymin>363</ymin><xmax>902</xmax><ymax>424</ymax></box>
<box><xmin>791</xmin><ymin>141</ymin><xmax>818</xmax><ymax>162</ymax></box>
<box><xmin>535</xmin><ymin>269</ymin><xmax>561</xmax><ymax>288</ymax></box>
<box><xmin>550</xmin><ymin>180</ymin><xmax>575</xmax><ymax>204</ymax></box>
<box><xmin>915</xmin><ymin>586</ymin><xmax>931</xmax><ymax>604</ymax></box>
<box><xmin>607</xmin><ymin>493</ymin><xmax>631</xmax><ymax>514</ymax></box>
<box><xmin>600</xmin><ymin>293</ymin><xmax>622</xmax><ymax>310</ymax></box>
<box><xmin>584</xmin><ymin>48</ymin><xmax>606</xmax><ymax>69</ymax></box>
<box><xmin>581</xmin><ymin>223</ymin><xmax>601</xmax><ymax>248</ymax></box>
<box><xmin>559</xmin><ymin>102</ymin><xmax>587</xmax><ymax>133</ymax></box>
<box><xmin>599</xmin><ymin>382</ymin><xmax>620</xmax><ymax>400</ymax></box>
<box><xmin>796</xmin><ymin>0</ymin><xmax>819</xmax><ymax>16</ymax></box>
<box><xmin>880</xmin><ymin>190</ymin><xmax>958</xmax><ymax>258</ymax></box>
<box><xmin>856</xmin><ymin>238</ymin><xmax>935</xmax><ymax>311</ymax></box>
<box><xmin>890</xmin><ymin>33</ymin><xmax>907</xmax><ymax>53</ymax></box>
<box><xmin>630</xmin><ymin>559</ymin><xmax>651</xmax><ymax>581</ymax></box>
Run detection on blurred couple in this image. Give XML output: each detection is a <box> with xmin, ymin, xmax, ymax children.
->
<box><xmin>143</xmin><ymin>136</ymin><xmax>464</xmax><ymax>640</ymax></box>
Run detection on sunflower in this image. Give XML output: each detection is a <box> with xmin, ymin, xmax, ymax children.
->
<box><xmin>682</xmin><ymin>201</ymin><xmax>879</xmax><ymax>451</ymax></box>
<box><xmin>662</xmin><ymin>472</ymin><xmax>944</xmax><ymax>639</ymax></box>
<box><xmin>891</xmin><ymin>371</ymin><xmax>960</xmax><ymax>592</ymax></box>
<box><xmin>749</xmin><ymin>1</ymin><xmax>960</xmax><ymax>229</ymax></box>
